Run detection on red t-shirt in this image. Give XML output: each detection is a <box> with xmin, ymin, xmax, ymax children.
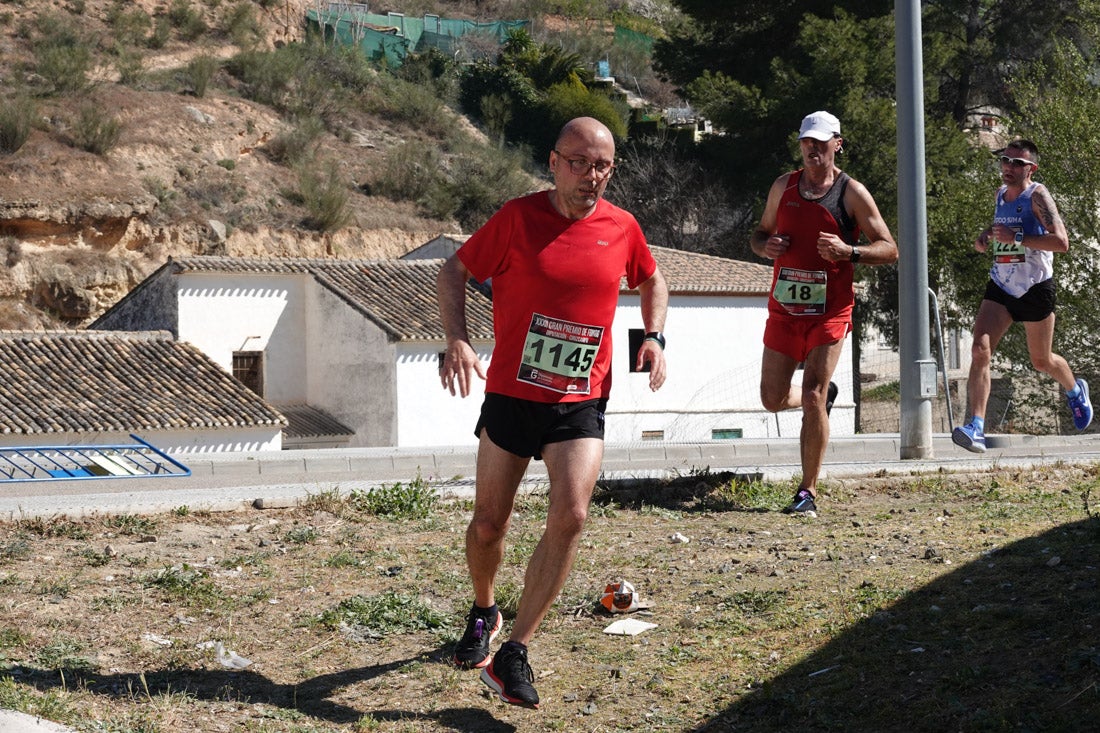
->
<box><xmin>768</xmin><ymin>170</ymin><xmax>857</xmax><ymax>323</ymax></box>
<box><xmin>458</xmin><ymin>191</ymin><xmax>657</xmax><ymax>403</ymax></box>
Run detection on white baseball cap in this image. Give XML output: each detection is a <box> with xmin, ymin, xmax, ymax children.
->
<box><xmin>798</xmin><ymin>110</ymin><xmax>841</xmax><ymax>141</ymax></box>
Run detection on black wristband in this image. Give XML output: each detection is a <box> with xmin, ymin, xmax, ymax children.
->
<box><xmin>644</xmin><ymin>331</ymin><xmax>665</xmax><ymax>349</ymax></box>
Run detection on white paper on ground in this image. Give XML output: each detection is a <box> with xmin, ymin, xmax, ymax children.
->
<box><xmin>602</xmin><ymin>618</ymin><xmax>658</xmax><ymax>636</ymax></box>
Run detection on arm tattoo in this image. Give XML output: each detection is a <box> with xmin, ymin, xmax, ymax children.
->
<box><xmin>1034</xmin><ymin>187</ymin><xmax>1062</xmax><ymax>231</ymax></box>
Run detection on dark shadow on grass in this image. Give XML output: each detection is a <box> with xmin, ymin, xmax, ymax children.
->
<box><xmin>693</xmin><ymin>517</ymin><xmax>1100</xmax><ymax>732</ymax></box>
<box><xmin>595</xmin><ymin>470</ymin><xmax>773</xmax><ymax>513</ymax></box>
<box><xmin>14</xmin><ymin>642</ymin><xmax>513</xmax><ymax>731</ymax></box>
<box><xmin>366</xmin><ymin>709</ymin><xmax>515</xmax><ymax>731</ymax></box>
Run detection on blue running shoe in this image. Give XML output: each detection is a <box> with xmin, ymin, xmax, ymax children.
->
<box><xmin>1068</xmin><ymin>378</ymin><xmax>1093</xmax><ymax>431</ymax></box>
<box><xmin>952</xmin><ymin>423</ymin><xmax>986</xmax><ymax>453</ymax></box>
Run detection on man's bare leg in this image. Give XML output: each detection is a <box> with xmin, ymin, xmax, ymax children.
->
<box><xmin>797</xmin><ymin>339</ymin><xmax>845</xmax><ymax>497</ymax></box>
<box><xmin>466</xmin><ymin>430</ymin><xmax>530</xmax><ymax>609</ymax></box>
<box><xmin>967</xmin><ymin>300</ymin><xmax>1013</xmax><ymax>421</ymax></box>
<box><xmin>508</xmin><ymin>437</ymin><xmax>603</xmax><ymax>645</ymax></box>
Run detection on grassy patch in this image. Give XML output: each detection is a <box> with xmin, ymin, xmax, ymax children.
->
<box><xmin>89</xmin><ymin>590</ymin><xmax>138</xmax><ymax>613</ymax></box>
<box><xmin>321</xmin><ymin>550</ymin><xmax>365</xmax><ymax>569</ymax></box>
<box><xmin>142</xmin><ymin>563</ymin><xmax>225</xmax><ymax>606</ymax></box>
<box><xmin>351</xmin><ymin>475</ymin><xmax>438</xmax><ymax>520</ymax></box>
<box><xmin>15</xmin><ymin>517</ymin><xmax>90</xmax><ymax>540</ymax></box>
<box><xmin>283</xmin><ymin>525</ymin><xmax>319</xmax><ymax>545</ymax></box>
<box><xmin>0</xmin><ymin>677</ymin><xmax>75</xmax><ymax>723</ymax></box>
<box><xmin>219</xmin><ymin>551</ymin><xmax>272</xmax><ymax>571</ymax></box>
<box><xmin>596</xmin><ymin>467</ymin><xmax>794</xmax><ymax>513</ymax></box>
<box><xmin>863</xmin><ymin>380</ymin><xmax>901</xmax><ymax>401</ymax></box>
<box><xmin>317</xmin><ymin>592</ymin><xmax>449</xmax><ymax>638</ymax></box>
<box><xmin>34</xmin><ymin>636</ymin><xmax>94</xmax><ymax>672</ymax></box>
<box><xmin>0</xmin><ymin>464</ymin><xmax>1097</xmax><ymax>730</ymax></box>
<box><xmin>0</xmin><ymin>538</ymin><xmax>31</xmax><ymax>563</ymax></box>
<box><xmin>103</xmin><ymin>514</ymin><xmax>157</xmax><ymax>536</ymax></box>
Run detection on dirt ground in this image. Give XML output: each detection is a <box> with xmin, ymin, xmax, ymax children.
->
<box><xmin>1</xmin><ymin>465</ymin><xmax>1098</xmax><ymax>732</ymax></box>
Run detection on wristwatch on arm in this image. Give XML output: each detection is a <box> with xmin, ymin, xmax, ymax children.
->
<box><xmin>1014</xmin><ymin>231</ymin><xmax>1025</xmax><ymax>245</ymax></box>
<box><xmin>849</xmin><ymin>245</ymin><xmax>861</xmax><ymax>263</ymax></box>
<box><xmin>644</xmin><ymin>331</ymin><xmax>665</xmax><ymax>350</ymax></box>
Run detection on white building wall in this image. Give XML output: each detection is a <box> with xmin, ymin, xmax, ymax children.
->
<box><xmin>606</xmin><ymin>294</ymin><xmax>855</xmax><ymax>442</ymax></box>
<box><xmin>395</xmin><ymin>342</ymin><xmax>491</xmax><ymax>446</ymax></box>
<box><xmin>305</xmin><ymin>283</ymin><xmax>397</xmax><ymax>446</ymax></box>
<box><xmin>171</xmin><ymin>274</ymin><xmax>857</xmax><ymax>447</ymax></box>
<box><xmin>176</xmin><ymin>273</ymin><xmax>308</xmax><ymax>403</ymax></box>
<box><xmin>157</xmin><ymin>427</ymin><xmax>282</xmax><ymax>453</ymax></box>
<box><xmin>393</xmin><ymin>292</ymin><xmax>848</xmax><ymax>448</ymax></box>
<box><xmin>0</xmin><ymin>428</ymin><xmax>281</xmax><ymax>453</ymax></box>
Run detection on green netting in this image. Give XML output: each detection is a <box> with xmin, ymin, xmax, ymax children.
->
<box><xmin>306</xmin><ymin>9</ymin><xmax>408</xmax><ymax>65</ymax></box>
<box><xmin>306</xmin><ymin>8</ymin><xmax>528</xmax><ymax>66</ymax></box>
<box><xmin>435</xmin><ymin>17</ymin><xmax>529</xmax><ymax>43</ymax></box>
<box><xmin>614</xmin><ymin>25</ymin><xmax>655</xmax><ymax>54</ymax></box>
<box><xmin>364</xmin><ymin>12</ymin><xmax>427</xmax><ymax>45</ymax></box>
<box><xmin>416</xmin><ymin>30</ymin><xmax>457</xmax><ymax>55</ymax></box>
<box><xmin>353</xmin><ymin>13</ymin><xmax>528</xmax><ymax>45</ymax></box>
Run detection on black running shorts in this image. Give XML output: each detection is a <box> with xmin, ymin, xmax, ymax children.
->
<box><xmin>475</xmin><ymin>393</ymin><xmax>607</xmax><ymax>460</ymax></box>
<box><xmin>983</xmin><ymin>278</ymin><xmax>1056</xmax><ymax>322</ymax></box>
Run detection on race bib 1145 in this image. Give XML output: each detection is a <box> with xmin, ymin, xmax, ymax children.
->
<box><xmin>517</xmin><ymin>313</ymin><xmax>604</xmax><ymax>394</ymax></box>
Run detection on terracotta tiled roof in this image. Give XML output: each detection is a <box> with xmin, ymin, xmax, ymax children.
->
<box><xmin>0</xmin><ymin>331</ymin><xmax>286</xmax><ymax>436</ymax></box>
<box><xmin>277</xmin><ymin>404</ymin><xmax>354</xmax><ymax>439</ymax></box>
<box><xmin>648</xmin><ymin>246</ymin><xmax>773</xmax><ymax>295</ymax></box>
<box><xmin>171</xmin><ymin>256</ymin><xmax>496</xmax><ymax>342</ymax></box>
<box><xmin>168</xmin><ymin>247</ymin><xmax>769</xmax><ymax>344</ymax></box>
<box><xmin>171</xmin><ymin>257</ymin><xmax>316</xmax><ymax>274</ymax></box>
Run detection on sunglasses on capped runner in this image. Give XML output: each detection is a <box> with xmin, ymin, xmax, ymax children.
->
<box><xmin>999</xmin><ymin>155</ymin><xmax>1034</xmax><ymax>168</ymax></box>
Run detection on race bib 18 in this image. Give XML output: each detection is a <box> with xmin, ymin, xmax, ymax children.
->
<box><xmin>773</xmin><ymin>267</ymin><xmax>827</xmax><ymax>316</ymax></box>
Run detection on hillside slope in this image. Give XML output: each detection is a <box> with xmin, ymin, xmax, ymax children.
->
<box><xmin>0</xmin><ymin>0</ymin><xmax>506</xmax><ymax>329</ymax></box>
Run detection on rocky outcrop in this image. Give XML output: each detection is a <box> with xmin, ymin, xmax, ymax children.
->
<box><xmin>0</xmin><ymin>1</ymin><xmax>460</xmax><ymax>331</ymax></box>
<box><xmin>0</xmin><ymin>196</ymin><xmax>160</xmax><ymax>249</ymax></box>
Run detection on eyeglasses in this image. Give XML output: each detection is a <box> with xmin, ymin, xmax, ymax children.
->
<box><xmin>554</xmin><ymin>149</ymin><xmax>615</xmax><ymax>178</ymax></box>
<box><xmin>999</xmin><ymin>155</ymin><xmax>1034</xmax><ymax>168</ymax></box>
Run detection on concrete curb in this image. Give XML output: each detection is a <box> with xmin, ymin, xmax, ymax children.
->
<box><xmin>0</xmin><ymin>710</ymin><xmax>77</xmax><ymax>733</ymax></box>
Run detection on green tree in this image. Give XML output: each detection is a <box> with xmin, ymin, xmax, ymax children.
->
<box><xmin>655</xmin><ymin>1</ymin><xmax>883</xmax><ymax>94</ymax></box>
<box><xmin>922</xmin><ymin>0</ymin><xmax>1099</xmax><ymax>125</ymax></box>
<box><xmin>481</xmin><ymin>93</ymin><xmax>513</xmax><ymax>149</ymax></box>
<box><xmin>540</xmin><ymin>81</ymin><xmax>626</xmax><ymax>143</ymax></box>
<box><xmin>459</xmin><ymin>28</ymin><xmax>626</xmax><ymax>162</ymax></box>
<box><xmin>990</xmin><ymin>41</ymin><xmax>1100</xmax><ymax>430</ymax></box>
<box><xmin>658</xmin><ymin>0</ymin><xmax>1100</xmax><ymax>434</ymax></box>
<box><xmin>458</xmin><ymin>60</ymin><xmax>541</xmax><ymax>147</ymax></box>
<box><xmin>656</xmin><ymin>2</ymin><xmax>1100</xmax><ymax>345</ymax></box>
<box><xmin>500</xmin><ymin>30</ymin><xmax>589</xmax><ymax>91</ymax></box>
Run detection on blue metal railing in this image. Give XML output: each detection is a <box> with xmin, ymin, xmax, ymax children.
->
<box><xmin>0</xmin><ymin>435</ymin><xmax>190</xmax><ymax>483</ymax></box>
